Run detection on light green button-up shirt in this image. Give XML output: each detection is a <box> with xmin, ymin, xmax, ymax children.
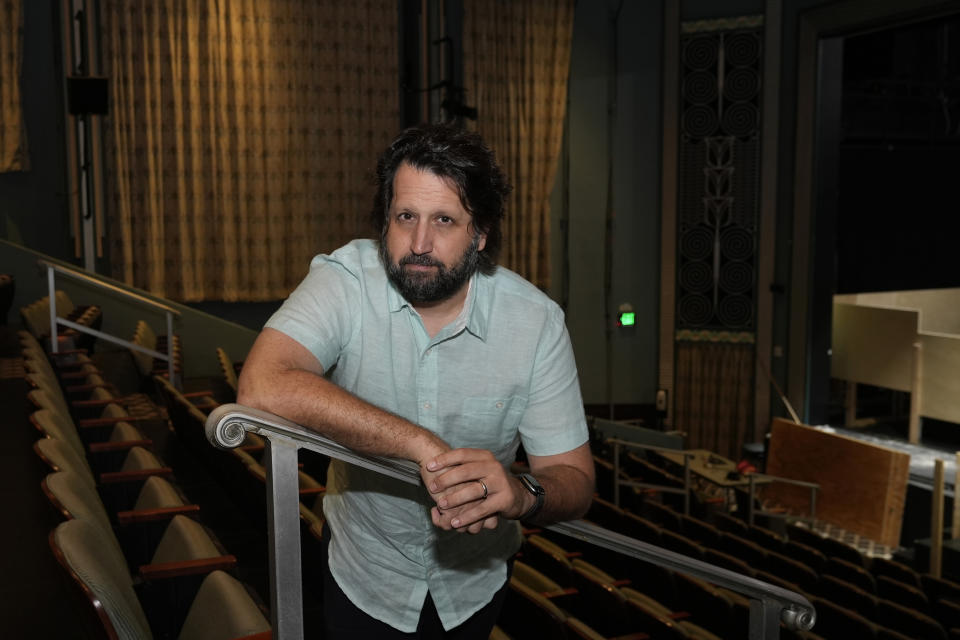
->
<box><xmin>265</xmin><ymin>239</ymin><xmax>588</xmax><ymax>632</ymax></box>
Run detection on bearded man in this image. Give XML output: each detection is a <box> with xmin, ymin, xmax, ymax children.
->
<box><xmin>238</xmin><ymin>123</ymin><xmax>595</xmax><ymax>639</ymax></box>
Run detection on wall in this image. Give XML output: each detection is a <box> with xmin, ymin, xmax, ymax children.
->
<box><xmin>559</xmin><ymin>0</ymin><xmax>664</xmax><ymax>410</ymax></box>
<box><xmin>0</xmin><ymin>1</ymin><xmax>73</xmax><ymax>259</ymax></box>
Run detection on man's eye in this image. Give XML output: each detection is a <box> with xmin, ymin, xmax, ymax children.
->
<box><xmin>397</xmin><ymin>212</ymin><xmax>414</xmax><ymax>221</ymax></box>
<box><xmin>438</xmin><ymin>216</ymin><xmax>453</xmax><ymax>224</ymax></box>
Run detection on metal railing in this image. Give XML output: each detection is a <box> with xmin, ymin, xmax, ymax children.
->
<box><xmin>41</xmin><ymin>260</ymin><xmax>180</xmax><ymax>384</ymax></box>
<box><xmin>747</xmin><ymin>473</ymin><xmax>820</xmax><ymax>526</ymax></box>
<box><xmin>608</xmin><ymin>438</ymin><xmax>820</xmax><ymax>526</ymax></box>
<box><xmin>205</xmin><ymin>404</ymin><xmax>816</xmax><ymax>639</ymax></box>
<box><xmin>609</xmin><ymin>438</ymin><xmax>694</xmax><ymax>514</ymax></box>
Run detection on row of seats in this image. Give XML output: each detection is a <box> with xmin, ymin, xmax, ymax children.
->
<box><xmin>20</xmin><ymin>290</ymin><xmax>102</xmax><ymax>352</ymax></box>
<box><xmin>21</xmin><ymin>329</ymin><xmax>272</xmax><ymax>639</ymax></box>
<box><xmin>131</xmin><ymin>319</ymin><xmax>183</xmax><ymax>387</ymax></box>
<box><xmin>585</xmin><ymin>442</ymin><xmax>960</xmax><ymax>640</ymax></box>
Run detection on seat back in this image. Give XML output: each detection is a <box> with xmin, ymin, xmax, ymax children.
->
<box><xmin>876</xmin><ymin>574</ymin><xmax>929</xmax><ymax>613</ymax></box>
<box><xmin>131</xmin><ymin>321</ymin><xmax>157</xmax><ymax>376</ymax></box>
<box><xmin>150</xmin><ymin>515</ymin><xmax>221</xmax><ymax>564</ymax></box>
<box><xmin>216</xmin><ymin>347</ymin><xmax>239</xmax><ymax>396</ymax></box>
<box><xmin>43</xmin><ymin>471</ymin><xmax>115</xmax><ymax>534</ymax></box>
<box><xmin>500</xmin><ymin>578</ymin><xmax>570</xmax><ymax>640</ymax></box>
<box><xmin>33</xmin><ymin>436</ymin><xmax>96</xmax><ymax>485</ymax></box>
<box><xmin>177</xmin><ymin>570</ymin><xmax>270</xmax><ymax>640</ymax></box>
<box><xmin>50</xmin><ymin>519</ymin><xmax>153</xmax><ymax>640</ymax></box>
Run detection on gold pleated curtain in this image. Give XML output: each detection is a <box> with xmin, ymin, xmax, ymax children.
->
<box><xmin>674</xmin><ymin>340</ymin><xmax>754</xmax><ymax>460</ymax></box>
<box><xmin>462</xmin><ymin>0</ymin><xmax>573</xmax><ymax>290</ymax></box>
<box><xmin>101</xmin><ymin>1</ymin><xmax>399</xmax><ymax>301</ymax></box>
<box><xmin>0</xmin><ymin>0</ymin><xmax>27</xmax><ymax>172</ymax></box>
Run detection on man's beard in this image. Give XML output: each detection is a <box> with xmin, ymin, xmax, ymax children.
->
<box><xmin>381</xmin><ymin>235</ymin><xmax>482</xmax><ymax>305</ymax></box>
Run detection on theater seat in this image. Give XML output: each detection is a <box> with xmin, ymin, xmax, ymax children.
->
<box><xmin>50</xmin><ymin>519</ymin><xmax>270</xmax><ymax>640</ymax></box>
<box><xmin>43</xmin><ymin>470</ymin><xmax>228</xmax><ymax>573</ymax></box>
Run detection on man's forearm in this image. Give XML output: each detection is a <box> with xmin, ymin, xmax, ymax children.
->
<box><xmin>238</xmin><ymin>367</ymin><xmax>448</xmax><ymax>465</ymax></box>
<box><xmin>517</xmin><ymin>464</ymin><xmax>594</xmax><ymax>525</ymax></box>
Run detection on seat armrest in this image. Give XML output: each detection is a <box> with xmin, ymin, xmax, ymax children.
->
<box><xmin>88</xmin><ymin>439</ymin><xmax>153</xmax><ymax>454</ymax></box>
<box><xmin>100</xmin><ymin>468</ymin><xmax>174</xmax><ymax>484</ymax></box>
<box><xmin>117</xmin><ymin>505</ymin><xmax>201</xmax><ymax>525</ymax></box>
<box><xmin>139</xmin><ymin>555</ymin><xmax>237</xmax><ymax>581</ymax></box>
<box><xmin>79</xmin><ymin>416</ymin><xmax>151</xmax><ymax>427</ymax></box>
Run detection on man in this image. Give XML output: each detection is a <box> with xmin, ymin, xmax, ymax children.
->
<box><xmin>238</xmin><ymin>124</ymin><xmax>594</xmax><ymax>638</ymax></box>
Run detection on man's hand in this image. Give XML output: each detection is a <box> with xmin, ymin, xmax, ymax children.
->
<box><xmin>423</xmin><ymin>448</ymin><xmax>532</xmax><ymax>534</ymax></box>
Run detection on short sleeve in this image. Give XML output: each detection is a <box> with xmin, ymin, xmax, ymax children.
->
<box><xmin>517</xmin><ymin>305</ymin><xmax>588</xmax><ymax>457</ymax></box>
<box><xmin>264</xmin><ymin>255</ymin><xmax>361</xmax><ymax>372</ymax></box>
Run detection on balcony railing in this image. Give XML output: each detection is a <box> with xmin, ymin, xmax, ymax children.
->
<box><xmin>205</xmin><ymin>403</ymin><xmax>816</xmax><ymax>640</ymax></box>
<box><xmin>40</xmin><ymin>260</ymin><xmax>180</xmax><ymax>384</ymax></box>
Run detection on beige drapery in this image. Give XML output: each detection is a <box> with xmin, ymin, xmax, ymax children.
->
<box><xmin>674</xmin><ymin>340</ymin><xmax>754</xmax><ymax>460</ymax></box>
<box><xmin>462</xmin><ymin>0</ymin><xmax>573</xmax><ymax>290</ymax></box>
<box><xmin>0</xmin><ymin>0</ymin><xmax>27</xmax><ymax>172</ymax></box>
<box><xmin>101</xmin><ymin>1</ymin><xmax>399</xmax><ymax>301</ymax></box>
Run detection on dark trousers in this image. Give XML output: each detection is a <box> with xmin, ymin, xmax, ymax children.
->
<box><xmin>321</xmin><ymin>525</ymin><xmax>511</xmax><ymax>639</ymax></box>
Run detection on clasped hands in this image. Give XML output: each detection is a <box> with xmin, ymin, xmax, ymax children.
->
<box><xmin>420</xmin><ymin>448</ymin><xmax>532</xmax><ymax>535</ymax></box>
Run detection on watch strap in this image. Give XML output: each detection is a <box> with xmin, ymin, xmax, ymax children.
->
<box><xmin>517</xmin><ymin>473</ymin><xmax>545</xmax><ymax>521</ymax></box>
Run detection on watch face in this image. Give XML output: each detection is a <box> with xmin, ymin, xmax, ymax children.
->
<box><xmin>521</xmin><ymin>473</ymin><xmax>544</xmax><ymax>495</ymax></box>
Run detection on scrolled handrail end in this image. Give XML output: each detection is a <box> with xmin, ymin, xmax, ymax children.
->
<box><xmin>781</xmin><ymin>604</ymin><xmax>816</xmax><ymax>632</ymax></box>
<box><xmin>205</xmin><ymin>405</ymin><xmax>253</xmax><ymax>450</ymax></box>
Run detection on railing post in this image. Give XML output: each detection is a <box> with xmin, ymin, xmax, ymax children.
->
<box><xmin>749</xmin><ymin>597</ymin><xmax>782</xmax><ymax>640</ymax></box>
<box><xmin>265</xmin><ymin>437</ymin><xmax>304</xmax><ymax>640</ymax></box>
<box><xmin>47</xmin><ymin>266</ymin><xmax>58</xmax><ymax>353</ymax></box>
<box><xmin>683</xmin><ymin>454</ymin><xmax>691</xmax><ymax>516</ymax></box>
<box><xmin>749</xmin><ymin>474</ymin><xmax>756</xmax><ymax>526</ymax></box>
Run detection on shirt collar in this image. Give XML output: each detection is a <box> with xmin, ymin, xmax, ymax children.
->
<box><xmin>385</xmin><ymin>270</ymin><xmax>490</xmax><ymax>342</ymax></box>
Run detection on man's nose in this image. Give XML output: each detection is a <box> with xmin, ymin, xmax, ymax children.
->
<box><xmin>411</xmin><ymin>221</ymin><xmax>433</xmax><ymax>255</ymax></box>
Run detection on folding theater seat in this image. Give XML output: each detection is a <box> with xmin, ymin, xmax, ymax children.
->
<box><xmin>50</xmin><ymin>518</ymin><xmax>269</xmax><ymax>640</ymax></box>
<box><xmin>43</xmin><ymin>470</ymin><xmax>234</xmax><ymax>578</ymax></box>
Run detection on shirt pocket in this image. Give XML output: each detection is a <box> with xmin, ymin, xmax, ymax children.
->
<box><xmin>451</xmin><ymin>395</ymin><xmax>528</xmax><ymax>453</ymax></box>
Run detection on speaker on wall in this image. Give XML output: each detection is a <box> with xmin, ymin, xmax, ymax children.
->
<box><xmin>67</xmin><ymin>76</ymin><xmax>109</xmax><ymax>115</ymax></box>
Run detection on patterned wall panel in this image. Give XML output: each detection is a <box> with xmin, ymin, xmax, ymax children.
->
<box><xmin>677</xmin><ymin>18</ymin><xmax>762</xmax><ymax>334</ymax></box>
<box><xmin>674</xmin><ymin>16</ymin><xmax>763</xmax><ymax>459</ymax></box>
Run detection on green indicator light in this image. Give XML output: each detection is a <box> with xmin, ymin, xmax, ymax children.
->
<box><xmin>619</xmin><ymin>312</ymin><xmax>636</xmax><ymax>327</ymax></box>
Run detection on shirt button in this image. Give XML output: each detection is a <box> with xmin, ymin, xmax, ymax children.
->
<box><xmin>496</xmin><ymin>402</ymin><xmax>504</xmax><ymax>409</ymax></box>
<box><xmin>424</xmin><ymin>402</ymin><xmax>431</xmax><ymax>410</ymax></box>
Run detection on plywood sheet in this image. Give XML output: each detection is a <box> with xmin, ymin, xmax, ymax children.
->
<box><xmin>765</xmin><ymin>418</ymin><xmax>909</xmax><ymax>548</ymax></box>
<box><xmin>920</xmin><ymin>333</ymin><xmax>960</xmax><ymax>424</ymax></box>
<box><xmin>847</xmin><ymin>289</ymin><xmax>960</xmax><ymax>334</ymax></box>
<box><xmin>831</xmin><ymin>303</ymin><xmax>917</xmax><ymax>391</ymax></box>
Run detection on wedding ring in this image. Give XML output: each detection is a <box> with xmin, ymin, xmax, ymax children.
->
<box><xmin>477</xmin><ymin>479</ymin><xmax>488</xmax><ymax>500</ymax></box>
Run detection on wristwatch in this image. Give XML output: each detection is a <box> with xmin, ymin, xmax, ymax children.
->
<box><xmin>517</xmin><ymin>473</ymin><xmax>545</xmax><ymax>521</ymax></box>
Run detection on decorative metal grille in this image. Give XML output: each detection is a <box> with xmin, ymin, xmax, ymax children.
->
<box><xmin>677</xmin><ymin>19</ymin><xmax>763</xmax><ymax>332</ymax></box>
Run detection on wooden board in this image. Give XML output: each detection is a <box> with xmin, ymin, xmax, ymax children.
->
<box><xmin>764</xmin><ymin>418</ymin><xmax>910</xmax><ymax>548</ymax></box>
<box><xmin>841</xmin><ymin>288</ymin><xmax>960</xmax><ymax>335</ymax></box>
<box><xmin>920</xmin><ymin>332</ymin><xmax>960</xmax><ymax>424</ymax></box>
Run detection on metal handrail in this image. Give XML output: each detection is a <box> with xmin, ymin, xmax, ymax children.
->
<box><xmin>205</xmin><ymin>404</ymin><xmax>816</xmax><ymax>640</ymax></box>
<box><xmin>747</xmin><ymin>472</ymin><xmax>820</xmax><ymax>526</ymax></box>
<box><xmin>40</xmin><ymin>260</ymin><xmax>179</xmax><ymax>384</ymax></box>
<box><xmin>607</xmin><ymin>437</ymin><xmax>694</xmax><ymax>514</ymax></box>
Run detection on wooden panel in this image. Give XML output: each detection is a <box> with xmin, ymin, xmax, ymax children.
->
<box><xmin>831</xmin><ymin>303</ymin><xmax>917</xmax><ymax>391</ymax></box>
<box><xmin>764</xmin><ymin>418</ymin><xmax>909</xmax><ymax>548</ymax></box>
<box><xmin>847</xmin><ymin>288</ymin><xmax>960</xmax><ymax>335</ymax></box>
<box><xmin>920</xmin><ymin>333</ymin><xmax>960</xmax><ymax>424</ymax></box>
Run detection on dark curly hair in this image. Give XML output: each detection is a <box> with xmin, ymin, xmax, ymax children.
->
<box><xmin>370</xmin><ymin>123</ymin><xmax>511</xmax><ymax>274</ymax></box>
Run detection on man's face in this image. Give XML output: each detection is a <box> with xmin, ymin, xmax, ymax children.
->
<box><xmin>381</xmin><ymin>162</ymin><xmax>487</xmax><ymax>306</ymax></box>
